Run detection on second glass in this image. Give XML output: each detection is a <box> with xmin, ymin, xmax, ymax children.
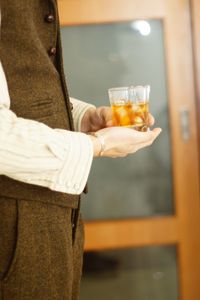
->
<box><xmin>108</xmin><ymin>85</ymin><xmax>150</xmax><ymax>131</ymax></box>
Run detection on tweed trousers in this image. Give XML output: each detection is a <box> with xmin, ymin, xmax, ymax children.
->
<box><xmin>0</xmin><ymin>197</ymin><xmax>84</xmax><ymax>300</ymax></box>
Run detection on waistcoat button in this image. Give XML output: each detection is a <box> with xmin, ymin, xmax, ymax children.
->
<box><xmin>45</xmin><ymin>13</ymin><xmax>55</xmax><ymax>23</ymax></box>
<box><xmin>48</xmin><ymin>47</ymin><xmax>57</xmax><ymax>56</ymax></box>
<box><xmin>70</xmin><ymin>102</ymin><xmax>73</xmax><ymax>110</ymax></box>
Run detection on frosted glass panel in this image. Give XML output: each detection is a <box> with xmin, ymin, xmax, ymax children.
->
<box><xmin>81</xmin><ymin>246</ymin><xmax>179</xmax><ymax>300</ymax></box>
<box><xmin>61</xmin><ymin>20</ymin><xmax>173</xmax><ymax>219</ymax></box>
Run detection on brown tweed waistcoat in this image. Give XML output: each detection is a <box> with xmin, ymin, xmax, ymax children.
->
<box><xmin>0</xmin><ymin>0</ymin><xmax>79</xmax><ymax>208</ymax></box>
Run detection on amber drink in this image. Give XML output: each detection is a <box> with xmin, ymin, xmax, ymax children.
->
<box><xmin>108</xmin><ymin>86</ymin><xmax>150</xmax><ymax>131</ymax></box>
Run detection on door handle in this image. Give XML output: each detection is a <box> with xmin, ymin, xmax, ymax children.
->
<box><xmin>180</xmin><ymin>106</ymin><xmax>190</xmax><ymax>141</ymax></box>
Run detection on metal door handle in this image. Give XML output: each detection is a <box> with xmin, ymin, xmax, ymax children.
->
<box><xmin>180</xmin><ymin>106</ymin><xmax>190</xmax><ymax>141</ymax></box>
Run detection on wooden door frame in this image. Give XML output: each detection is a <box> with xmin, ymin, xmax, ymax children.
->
<box><xmin>58</xmin><ymin>1</ymin><xmax>200</xmax><ymax>299</ymax></box>
<box><xmin>191</xmin><ymin>0</ymin><xmax>200</xmax><ymax>156</ymax></box>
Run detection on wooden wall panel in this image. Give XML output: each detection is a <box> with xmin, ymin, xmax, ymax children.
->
<box><xmin>58</xmin><ymin>0</ymin><xmax>166</xmax><ymax>25</ymax></box>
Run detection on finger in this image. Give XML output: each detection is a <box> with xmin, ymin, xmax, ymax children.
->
<box><xmin>100</xmin><ymin>107</ymin><xmax>113</xmax><ymax>124</ymax></box>
<box><xmin>144</xmin><ymin>127</ymin><xmax>162</xmax><ymax>144</ymax></box>
<box><xmin>112</xmin><ymin>153</ymin><xmax>128</xmax><ymax>158</ymax></box>
<box><xmin>129</xmin><ymin>127</ymin><xmax>162</xmax><ymax>142</ymax></box>
<box><xmin>128</xmin><ymin>128</ymin><xmax>162</xmax><ymax>153</ymax></box>
<box><xmin>106</xmin><ymin>120</ymin><xmax>113</xmax><ymax>127</ymax></box>
<box><xmin>151</xmin><ymin>127</ymin><xmax>162</xmax><ymax>137</ymax></box>
<box><xmin>147</xmin><ymin>114</ymin><xmax>155</xmax><ymax>126</ymax></box>
<box><xmin>140</xmin><ymin>128</ymin><xmax>162</xmax><ymax>147</ymax></box>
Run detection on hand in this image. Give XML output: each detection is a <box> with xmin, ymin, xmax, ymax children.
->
<box><xmin>81</xmin><ymin>106</ymin><xmax>155</xmax><ymax>133</ymax></box>
<box><xmin>89</xmin><ymin>126</ymin><xmax>162</xmax><ymax>158</ymax></box>
<box><xmin>81</xmin><ymin>106</ymin><xmax>113</xmax><ymax>133</ymax></box>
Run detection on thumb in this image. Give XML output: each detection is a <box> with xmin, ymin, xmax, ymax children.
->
<box><xmin>106</xmin><ymin>120</ymin><xmax>113</xmax><ymax>127</ymax></box>
<box><xmin>151</xmin><ymin>127</ymin><xmax>162</xmax><ymax>138</ymax></box>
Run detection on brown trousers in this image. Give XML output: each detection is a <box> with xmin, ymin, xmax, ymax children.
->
<box><xmin>0</xmin><ymin>197</ymin><xmax>84</xmax><ymax>300</ymax></box>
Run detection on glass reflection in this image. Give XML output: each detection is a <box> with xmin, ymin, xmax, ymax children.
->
<box><xmin>131</xmin><ymin>20</ymin><xmax>151</xmax><ymax>36</ymax></box>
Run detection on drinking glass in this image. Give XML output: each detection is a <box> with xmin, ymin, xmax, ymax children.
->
<box><xmin>108</xmin><ymin>85</ymin><xmax>150</xmax><ymax>131</ymax></box>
